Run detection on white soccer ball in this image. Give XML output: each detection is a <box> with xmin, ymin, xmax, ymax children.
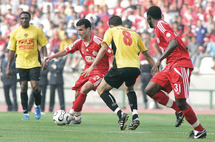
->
<box><xmin>53</xmin><ymin>110</ymin><xmax>70</xmax><ymax>125</ymax></box>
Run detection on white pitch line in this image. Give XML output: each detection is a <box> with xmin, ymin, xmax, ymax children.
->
<box><xmin>1</xmin><ymin>127</ymin><xmax>215</xmax><ymax>135</ymax></box>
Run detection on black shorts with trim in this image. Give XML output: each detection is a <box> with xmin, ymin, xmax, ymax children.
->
<box><xmin>16</xmin><ymin>67</ymin><xmax>40</xmax><ymax>82</ymax></box>
<box><xmin>104</xmin><ymin>67</ymin><xmax>140</xmax><ymax>89</ymax></box>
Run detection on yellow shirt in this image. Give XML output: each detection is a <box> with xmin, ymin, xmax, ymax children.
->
<box><xmin>102</xmin><ymin>26</ymin><xmax>147</xmax><ymax>68</ymax></box>
<box><xmin>59</xmin><ymin>39</ymin><xmax>73</xmax><ymax>51</ymax></box>
<box><xmin>7</xmin><ymin>25</ymin><xmax>48</xmax><ymax>69</ymax></box>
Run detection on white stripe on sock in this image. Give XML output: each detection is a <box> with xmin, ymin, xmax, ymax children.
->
<box><xmin>114</xmin><ymin>107</ymin><xmax>120</xmax><ymax>114</ymax></box>
<box><xmin>166</xmin><ymin>98</ymin><xmax>173</xmax><ymax>108</ymax></box>
<box><xmin>192</xmin><ymin>120</ymin><xmax>200</xmax><ymax>128</ymax></box>
<box><xmin>132</xmin><ymin>109</ymin><xmax>138</xmax><ymax>115</ymax></box>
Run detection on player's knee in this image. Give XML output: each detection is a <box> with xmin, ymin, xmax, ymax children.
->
<box><xmin>144</xmin><ymin>87</ymin><xmax>153</xmax><ymax>97</ymax></box>
<box><xmin>32</xmin><ymin>85</ymin><xmax>40</xmax><ymax>93</ymax></box>
<box><xmin>176</xmin><ymin>100</ymin><xmax>189</xmax><ymax>110</ymax></box>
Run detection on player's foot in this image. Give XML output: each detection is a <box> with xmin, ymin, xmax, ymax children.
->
<box><xmin>35</xmin><ymin>106</ymin><xmax>41</xmax><ymax>119</ymax></box>
<box><xmin>187</xmin><ymin>129</ymin><xmax>207</xmax><ymax>139</ymax></box>
<box><xmin>128</xmin><ymin>118</ymin><xmax>140</xmax><ymax>130</ymax></box>
<box><xmin>118</xmin><ymin>113</ymin><xmax>129</xmax><ymax>130</ymax></box>
<box><xmin>22</xmin><ymin>114</ymin><xmax>30</xmax><ymax>120</ymax></box>
<box><xmin>69</xmin><ymin>114</ymin><xmax>82</xmax><ymax>124</ymax></box>
<box><xmin>175</xmin><ymin>111</ymin><xmax>184</xmax><ymax>127</ymax></box>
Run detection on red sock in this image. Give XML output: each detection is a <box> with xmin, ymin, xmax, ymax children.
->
<box><xmin>151</xmin><ymin>91</ymin><xmax>180</xmax><ymax>113</ymax></box>
<box><xmin>182</xmin><ymin>106</ymin><xmax>204</xmax><ymax>131</ymax></box>
<box><xmin>72</xmin><ymin>93</ymin><xmax>87</xmax><ymax>112</ymax></box>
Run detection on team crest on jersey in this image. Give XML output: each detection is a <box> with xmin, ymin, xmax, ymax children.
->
<box><xmin>92</xmin><ymin>51</ymin><xmax>97</xmax><ymax>56</ymax></box>
<box><xmin>166</xmin><ymin>33</ymin><xmax>171</xmax><ymax>37</ymax></box>
<box><xmin>157</xmin><ymin>38</ymin><xmax>160</xmax><ymax>44</ymax></box>
<box><xmin>24</xmin><ymin>33</ymin><xmax>28</xmax><ymax>37</ymax></box>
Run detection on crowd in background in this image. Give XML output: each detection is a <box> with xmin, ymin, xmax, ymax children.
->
<box><xmin>0</xmin><ymin>0</ymin><xmax>215</xmax><ymax>111</ymax></box>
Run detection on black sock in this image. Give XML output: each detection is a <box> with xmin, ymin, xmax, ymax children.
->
<box><xmin>100</xmin><ymin>91</ymin><xmax>118</xmax><ymax>111</ymax></box>
<box><xmin>33</xmin><ymin>91</ymin><xmax>41</xmax><ymax>106</ymax></box>
<box><xmin>127</xmin><ymin>91</ymin><xmax>138</xmax><ymax>111</ymax></box>
<box><xmin>21</xmin><ymin>92</ymin><xmax>28</xmax><ymax>113</ymax></box>
<box><xmin>127</xmin><ymin>91</ymin><xmax>138</xmax><ymax>120</ymax></box>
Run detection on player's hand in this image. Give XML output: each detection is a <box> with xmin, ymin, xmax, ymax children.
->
<box><xmin>6</xmin><ymin>68</ymin><xmax>12</xmax><ymax>79</ymax></box>
<box><xmin>41</xmin><ymin>57</ymin><xmax>51</xmax><ymax>71</ymax></box>
<box><xmin>151</xmin><ymin>60</ymin><xmax>161</xmax><ymax>76</ymax></box>
<box><xmin>82</xmin><ymin>66</ymin><xmax>94</xmax><ymax>77</ymax></box>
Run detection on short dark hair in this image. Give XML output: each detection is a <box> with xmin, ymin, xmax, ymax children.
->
<box><xmin>19</xmin><ymin>11</ymin><xmax>31</xmax><ymax>19</ymax></box>
<box><xmin>76</xmin><ymin>19</ymin><xmax>91</xmax><ymax>29</ymax></box>
<box><xmin>147</xmin><ymin>6</ymin><xmax>162</xmax><ymax>19</ymax></box>
<box><xmin>109</xmin><ymin>15</ymin><xmax>122</xmax><ymax>26</ymax></box>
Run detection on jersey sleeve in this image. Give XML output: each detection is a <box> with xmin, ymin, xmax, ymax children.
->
<box><xmin>37</xmin><ymin>28</ymin><xmax>48</xmax><ymax>47</ymax></box>
<box><xmin>106</xmin><ymin>46</ymin><xmax>113</xmax><ymax>57</ymax></box>
<box><xmin>156</xmin><ymin>21</ymin><xmax>175</xmax><ymax>43</ymax></box>
<box><xmin>7</xmin><ymin>30</ymin><xmax>17</xmax><ymax>51</ymax></box>
<box><xmin>66</xmin><ymin>39</ymin><xmax>81</xmax><ymax>54</ymax></box>
<box><xmin>137</xmin><ymin>35</ymin><xmax>147</xmax><ymax>52</ymax></box>
<box><xmin>101</xmin><ymin>28</ymin><xmax>113</xmax><ymax>46</ymax></box>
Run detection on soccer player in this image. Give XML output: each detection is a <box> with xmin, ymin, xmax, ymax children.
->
<box><xmin>83</xmin><ymin>15</ymin><xmax>155</xmax><ymax>130</ymax></box>
<box><xmin>145</xmin><ymin>6</ymin><xmax>206</xmax><ymax>139</ymax></box>
<box><xmin>42</xmin><ymin>19</ymin><xmax>113</xmax><ymax>124</ymax></box>
<box><xmin>6</xmin><ymin>11</ymin><xmax>48</xmax><ymax>120</ymax></box>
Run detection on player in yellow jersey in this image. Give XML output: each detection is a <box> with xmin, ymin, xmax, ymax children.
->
<box><xmin>6</xmin><ymin>11</ymin><xmax>48</xmax><ymax>120</ymax></box>
<box><xmin>83</xmin><ymin>15</ymin><xmax>155</xmax><ymax>130</ymax></box>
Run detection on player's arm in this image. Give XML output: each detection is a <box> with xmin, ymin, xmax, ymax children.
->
<box><xmin>42</xmin><ymin>49</ymin><xmax>69</xmax><ymax>71</ymax></box>
<box><xmin>6</xmin><ymin>50</ymin><xmax>15</xmax><ymax>79</ymax></box>
<box><xmin>142</xmin><ymin>50</ymin><xmax>155</xmax><ymax>67</ymax></box>
<box><xmin>158</xmin><ymin>39</ymin><xmax>178</xmax><ymax>62</ymax></box>
<box><xmin>41</xmin><ymin>45</ymin><xmax>47</xmax><ymax>59</ymax></box>
<box><xmin>82</xmin><ymin>43</ymin><xmax>108</xmax><ymax>77</ymax></box>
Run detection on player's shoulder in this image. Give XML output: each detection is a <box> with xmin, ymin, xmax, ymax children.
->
<box><xmin>93</xmin><ymin>35</ymin><xmax>102</xmax><ymax>45</ymax></box>
<box><xmin>11</xmin><ymin>26</ymin><xmax>22</xmax><ymax>34</ymax></box>
<box><xmin>30</xmin><ymin>24</ymin><xmax>41</xmax><ymax>31</ymax></box>
<box><xmin>72</xmin><ymin>38</ymin><xmax>82</xmax><ymax>45</ymax></box>
<box><xmin>156</xmin><ymin>20</ymin><xmax>171</xmax><ymax>32</ymax></box>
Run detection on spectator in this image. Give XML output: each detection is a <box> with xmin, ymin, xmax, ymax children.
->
<box><xmin>195</xmin><ymin>19</ymin><xmax>207</xmax><ymax>45</ymax></box>
<box><xmin>1</xmin><ymin>48</ymin><xmax>18</xmax><ymax>111</ymax></box>
<box><xmin>48</xmin><ymin>49</ymin><xmax>66</xmax><ymax>112</ymax></box>
<box><xmin>203</xmin><ymin>36</ymin><xmax>215</xmax><ymax>70</ymax></box>
<box><xmin>188</xmin><ymin>36</ymin><xmax>201</xmax><ymax>66</ymax></box>
<box><xmin>49</xmin><ymin>31</ymin><xmax>61</xmax><ymax>55</ymax></box>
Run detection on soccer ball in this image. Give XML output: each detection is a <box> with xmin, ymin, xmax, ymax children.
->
<box><xmin>53</xmin><ymin>110</ymin><xmax>70</xmax><ymax>125</ymax></box>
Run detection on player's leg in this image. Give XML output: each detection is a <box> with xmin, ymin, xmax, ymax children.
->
<box><xmin>20</xmin><ymin>80</ymin><xmax>29</xmax><ymax>120</ymax></box>
<box><xmin>172</xmin><ymin>67</ymin><xmax>206</xmax><ymax>139</ymax></box>
<box><xmin>145</xmin><ymin>70</ymin><xmax>183</xmax><ymax>126</ymax></box>
<box><xmin>98</xmin><ymin>68</ymin><xmax>128</xmax><ymax>130</ymax></box>
<box><xmin>16</xmin><ymin>68</ymin><xmax>30</xmax><ymax>120</ymax></box>
<box><xmin>125</xmin><ymin>85</ymin><xmax>140</xmax><ymax>130</ymax></box>
<box><xmin>123</xmin><ymin>68</ymin><xmax>141</xmax><ymax>130</ymax></box>
<box><xmin>30</xmin><ymin>67</ymin><xmax>42</xmax><ymax>119</ymax></box>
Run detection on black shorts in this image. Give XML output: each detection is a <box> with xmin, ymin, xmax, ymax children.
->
<box><xmin>16</xmin><ymin>67</ymin><xmax>40</xmax><ymax>82</ymax></box>
<box><xmin>104</xmin><ymin>67</ymin><xmax>140</xmax><ymax>89</ymax></box>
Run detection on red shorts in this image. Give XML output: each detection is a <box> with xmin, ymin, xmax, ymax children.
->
<box><xmin>72</xmin><ymin>73</ymin><xmax>104</xmax><ymax>91</ymax></box>
<box><xmin>150</xmin><ymin>67</ymin><xmax>192</xmax><ymax>99</ymax></box>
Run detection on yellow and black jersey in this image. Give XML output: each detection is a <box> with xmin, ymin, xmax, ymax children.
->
<box><xmin>102</xmin><ymin>26</ymin><xmax>147</xmax><ymax>69</ymax></box>
<box><xmin>7</xmin><ymin>25</ymin><xmax>48</xmax><ymax>69</ymax></box>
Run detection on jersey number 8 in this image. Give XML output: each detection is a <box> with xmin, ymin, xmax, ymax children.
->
<box><xmin>122</xmin><ymin>30</ymin><xmax>132</xmax><ymax>46</ymax></box>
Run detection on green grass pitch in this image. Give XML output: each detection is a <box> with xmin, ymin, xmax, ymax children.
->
<box><xmin>0</xmin><ymin>112</ymin><xmax>214</xmax><ymax>142</ymax></box>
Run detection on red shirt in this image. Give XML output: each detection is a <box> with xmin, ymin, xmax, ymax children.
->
<box><xmin>66</xmin><ymin>34</ymin><xmax>113</xmax><ymax>74</ymax></box>
<box><xmin>155</xmin><ymin>19</ymin><xmax>193</xmax><ymax>69</ymax></box>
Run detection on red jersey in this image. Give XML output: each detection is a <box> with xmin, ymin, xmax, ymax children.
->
<box><xmin>155</xmin><ymin>19</ymin><xmax>193</xmax><ymax>69</ymax></box>
<box><xmin>66</xmin><ymin>34</ymin><xmax>112</xmax><ymax>75</ymax></box>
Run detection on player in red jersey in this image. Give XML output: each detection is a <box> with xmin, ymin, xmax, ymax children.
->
<box><xmin>42</xmin><ymin>19</ymin><xmax>113</xmax><ymax>124</ymax></box>
<box><xmin>145</xmin><ymin>6</ymin><xmax>206</xmax><ymax>139</ymax></box>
